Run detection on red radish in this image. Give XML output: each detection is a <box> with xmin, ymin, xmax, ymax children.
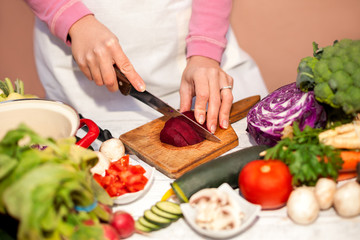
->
<box><xmin>110</xmin><ymin>211</ymin><xmax>135</xmax><ymax>238</ymax></box>
<box><xmin>102</xmin><ymin>224</ymin><xmax>120</xmax><ymax>240</ymax></box>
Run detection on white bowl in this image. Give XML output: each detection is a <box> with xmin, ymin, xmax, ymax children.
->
<box><xmin>0</xmin><ymin>99</ymin><xmax>79</xmax><ymax>140</ymax></box>
<box><xmin>180</xmin><ymin>183</ymin><xmax>261</xmax><ymax>239</ymax></box>
<box><xmin>112</xmin><ymin>157</ymin><xmax>155</xmax><ymax>205</ymax></box>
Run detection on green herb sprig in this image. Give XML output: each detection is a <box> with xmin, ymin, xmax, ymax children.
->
<box><xmin>264</xmin><ymin>122</ymin><xmax>343</xmax><ymax>186</ymax></box>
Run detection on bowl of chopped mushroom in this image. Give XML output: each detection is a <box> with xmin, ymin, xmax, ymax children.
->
<box><xmin>180</xmin><ymin>183</ymin><xmax>261</xmax><ymax>239</ymax></box>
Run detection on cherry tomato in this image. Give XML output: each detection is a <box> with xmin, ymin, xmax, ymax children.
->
<box><xmin>238</xmin><ymin>159</ymin><xmax>293</xmax><ymax>209</ymax></box>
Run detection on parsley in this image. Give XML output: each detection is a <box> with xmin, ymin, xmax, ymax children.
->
<box><xmin>264</xmin><ymin>122</ymin><xmax>343</xmax><ymax>186</ymax></box>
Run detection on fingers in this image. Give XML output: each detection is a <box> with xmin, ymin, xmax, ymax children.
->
<box><xmin>197</xmin><ymin>69</ymin><xmax>220</xmax><ymax>133</ymax></box>
<box><xmin>193</xmin><ymin>74</ymin><xmax>209</xmax><ymax>128</ymax></box>
<box><xmin>218</xmin><ymin>74</ymin><xmax>234</xmax><ymax>129</ymax></box>
<box><xmin>179</xmin><ymin>76</ymin><xmax>195</xmax><ymax>113</ymax></box>
<box><xmin>180</xmin><ymin>56</ymin><xmax>234</xmax><ymax>134</ymax></box>
<box><xmin>70</xmin><ymin>16</ymin><xmax>144</xmax><ymax>92</ymax></box>
<box><xmin>114</xmin><ymin>53</ymin><xmax>145</xmax><ymax>92</ymax></box>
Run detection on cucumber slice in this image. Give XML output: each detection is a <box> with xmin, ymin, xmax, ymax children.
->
<box><xmin>144</xmin><ymin>210</ymin><xmax>172</xmax><ymax>226</ymax></box>
<box><xmin>135</xmin><ymin>220</ymin><xmax>153</xmax><ymax>233</ymax></box>
<box><xmin>151</xmin><ymin>205</ymin><xmax>180</xmax><ymax>220</ymax></box>
<box><xmin>155</xmin><ymin>201</ymin><xmax>182</xmax><ymax>216</ymax></box>
<box><xmin>138</xmin><ymin>216</ymin><xmax>162</xmax><ymax>231</ymax></box>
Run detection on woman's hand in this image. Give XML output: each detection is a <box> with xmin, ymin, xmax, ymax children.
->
<box><xmin>180</xmin><ymin>56</ymin><xmax>234</xmax><ymax>133</ymax></box>
<box><xmin>68</xmin><ymin>15</ymin><xmax>145</xmax><ymax>92</ymax></box>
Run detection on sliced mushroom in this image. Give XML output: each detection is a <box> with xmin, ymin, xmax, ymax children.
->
<box><xmin>189</xmin><ymin>188</ymin><xmax>219</xmax><ymax>205</ymax></box>
<box><xmin>189</xmin><ymin>188</ymin><xmax>245</xmax><ymax>231</ymax></box>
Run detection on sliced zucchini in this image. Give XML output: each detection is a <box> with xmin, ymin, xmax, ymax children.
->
<box><xmin>135</xmin><ymin>220</ymin><xmax>152</xmax><ymax>233</ymax></box>
<box><xmin>171</xmin><ymin>145</ymin><xmax>268</xmax><ymax>202</ymax></box>
<box><xmin>138</xmin><ymin>216</ymin><xmax>162</xmax><ymax>231</ymax></box>
<box><xmin>155</xmin><ymin>201</ymin><xmax>182</xmax><ymax>216</ymax></box>
<box><xmin>144</xmin><ymin>210</ymin><xmax>172</xmax><ymax>226</ymax></box>
<box><xmin>150</xmin><ymin>205</ymin><xmax>180</xmax><ymax>220</ymax></box>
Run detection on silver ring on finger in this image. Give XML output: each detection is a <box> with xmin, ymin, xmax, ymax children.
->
<box><xmin>220</xmin><ymin>85</ymin><xmax>232</xmax><ymax>91</ymax></box>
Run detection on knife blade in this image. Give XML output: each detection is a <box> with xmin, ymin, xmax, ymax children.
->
<box><xmin>115</xmin><ymin>67</ymin><xmax>221</xmax><ymax>143</ymax></box>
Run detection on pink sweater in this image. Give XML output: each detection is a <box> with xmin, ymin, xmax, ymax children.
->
<box><xmin>24</xmin><ymin>0</ymin><xmax>231</xmax><ymax>62</ymax></box>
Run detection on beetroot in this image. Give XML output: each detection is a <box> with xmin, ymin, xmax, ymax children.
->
<box><xmin>160</xmin><ymin>111</ymin><xmax>207</xmax><ymax>147</ymax></box>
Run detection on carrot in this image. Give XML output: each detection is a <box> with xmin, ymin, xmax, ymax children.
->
<box><xmin>337</xmin><ymin>172</ymin><xmax>358</xmax><ymax>181</ymax></box>
<box><xmin>336</xmin><ymin>151</ymin><xmax>360</xmax><ymax>181</ymax></box>
<box><xmin>340</xmin><ymin>151</ymin><xmax>360</xmax><ymax>171</ymax></box>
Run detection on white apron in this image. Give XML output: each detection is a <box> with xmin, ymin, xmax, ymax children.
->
<box><xmin>33</xmin><ymin>0</ymin><xmax>268</xmax><ymax>133</ymax></box>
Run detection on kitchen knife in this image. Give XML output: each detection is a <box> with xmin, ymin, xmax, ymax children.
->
<box><xmin>115</xmin><ymin>67</ymin><xmax>221</xmax><ymax>143</ymax></box>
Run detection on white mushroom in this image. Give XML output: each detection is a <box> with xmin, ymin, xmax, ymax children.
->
<box><xmin>314</xmin><ymin>178</ymin><xmax>337</xmax><ymax>210</ymax></box>
<box><xmin>90</xmin><ymin>151</ymin><xmax>111</xmax><ymax>176</ymax></box>
<box><xmin>333</xmin><ymin>181</ymin><xmax>360</xmax><ymax>218</ymax></box>
<box><xmin>287</xmin><ymin>187</ymin><xmax>320</xmax><ymax>225</ymax></box>
<box><xmin>99</xmin><ymin>138</ymin><xmax>125</xmax><ymax>161</ymax></box>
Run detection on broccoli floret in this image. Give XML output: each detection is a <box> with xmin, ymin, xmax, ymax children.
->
<box><xmin>328</xmin><ymin>57</ymin><xmax>343</xmax><ymax>72</ymax></box>
<box><xmin>296</xmin><ymin>39</ymin><xmax>360</xmax><ymax>115</ymax></box>
<box><xmin>328</xmin><ymin>71</ymin><xmax>353</xmax><ymax>92</ymax></box>
<box><xmin>313</xmin><ymin>82</ymin><xmax>335</xmax><ymax>106</ymax></box>
<box><xmin>314</xmin><ymin>60</ymin><xmax>332</xmax><ymax>82</ymax></box>
<box><xmin>344</xmin><ymin>61</ymin><xmax>358</xmax><ymax>75</ymax></box>
<box><xmin>340</xmin><ymin>87</ymin><xmax>360</xmax><ymax>114</ymax></box>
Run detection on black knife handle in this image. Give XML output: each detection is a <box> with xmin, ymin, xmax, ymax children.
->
<box><xmin>115</xmin><ymin>66</ymin><xmax>132</xmax><ymax>96</ymax></box>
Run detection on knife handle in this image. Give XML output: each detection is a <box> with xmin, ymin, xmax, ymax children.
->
<box><xmin>115</xmin><ymin>66</ymin><xmax>132</xmax><ymax>95</ymax></box>
<box><xmin>229</xmin><ymin>95</ymin><xmax>260</xmax><ymax>124</ymax></box>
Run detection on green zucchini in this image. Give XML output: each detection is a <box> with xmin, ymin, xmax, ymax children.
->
<box><xmin>171</xmin><ymin>145</ymin><xmax>268</xmax><ymax>202</ymax></box>
<box><xmin>138</xmin><ymin>216</ymin><xmax>162</xmax><ymax>231</ymax></box>
<box><xmin>144</xmin><ymin>210</ymin><xmax>172</xmax><ymax>226</ymax></box>
<box><xmin>155</xmin><ymin>201</ymin><xmax>182</xmax><ymax>216</ymax></box>
<box><xmin>151</xmin><ymin>206</ymin><xmax>180</xmax><ymax>220</ymax></box>
<box><xmin>135</xmin><ymin>220</ymin><xmax>153</xmax><ymax>233</ymax></box>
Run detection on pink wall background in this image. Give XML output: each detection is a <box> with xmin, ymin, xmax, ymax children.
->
<box><xmin>1</xmin><ymin>0</ymin><xmax>360</xmax><ymax>98</ymax></box>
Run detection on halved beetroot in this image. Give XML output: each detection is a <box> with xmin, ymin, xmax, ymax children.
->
<box><xmin>160</xmin><ymin>111</ymin><xmax>207</xmax><ymax>147</ymax></box>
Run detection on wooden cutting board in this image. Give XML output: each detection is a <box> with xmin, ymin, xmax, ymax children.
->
<box><xmin>120</xmin><ymin>95</ymin><xmax>260</xmax><ymax>179</ymax></box>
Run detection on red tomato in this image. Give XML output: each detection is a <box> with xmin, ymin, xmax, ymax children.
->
<box><xmin>238</xmin><ymin>159</ymin><xmax>293</xmax><ymax>210</ymax></box>
<box><xmin>93</xmin><ymin>155</ymin><xmax>148</xmax><ymax>197</ymax></box>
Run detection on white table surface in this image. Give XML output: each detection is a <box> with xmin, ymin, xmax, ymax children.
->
<box><xmin>87</xmin><ymin>111</ymin><xmax>360</xmax><ymax>240</ymax></box>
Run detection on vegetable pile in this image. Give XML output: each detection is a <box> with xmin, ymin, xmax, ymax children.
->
<box><xmin>264</xmin><ymin>122</ymin><xmax>343</xmax><ymax>186</ymax></box>
<box><xmin>0</xmin><ymin>78</ymin><xmax>38</xmax><ymax>101</ymax></box>
<box><xmin>246</xmin><ymin>82</ymin><xmax>327</xmax><ymax>146</ymax></box>
<box><xmin>287</xmin><ymin>179</ymin><xmax>360</xmax><ymax>225</ymax></box>
<box><xmin>0</xmin><ymin>124</ymin><xmax>134</xmax><ymax>239</ymax></box>
<box><xmin>296</xmin><ymin>39</ymin><xmax>360</xmax><ymax>115</ymax></box>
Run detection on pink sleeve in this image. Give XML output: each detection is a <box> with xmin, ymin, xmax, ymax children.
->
<box><xmin>23</xmin><ymin>0</ymin><xmax>92</xmax><ymax>44</ymax></box>
<box><xmin>186</xmin><ymin>0</ymin><xmax>232</xmax><ymax>62</ymax></box>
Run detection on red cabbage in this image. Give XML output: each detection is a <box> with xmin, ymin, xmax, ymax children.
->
<box><xmin>246</xmin><ymin>82</ymin><xmax>327</xmax><ymax>146</ymax></box>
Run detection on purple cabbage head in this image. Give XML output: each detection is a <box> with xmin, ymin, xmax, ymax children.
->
<box><xmin>246</xmin><ymin>82</ymin><xmax>327</xmax><ymax>146</ymax></box>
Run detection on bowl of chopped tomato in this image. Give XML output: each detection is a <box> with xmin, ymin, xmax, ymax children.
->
<box><xmin>93</xmin><ymin>155</ymin><xmax>155</xmax><ymax>204</ymax></box>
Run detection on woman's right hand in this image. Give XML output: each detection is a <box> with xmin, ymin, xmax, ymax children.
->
<box><xmin>68</xmin><ymin>15</ymin><xmax>145</xmax><ymax>92</ymax></box>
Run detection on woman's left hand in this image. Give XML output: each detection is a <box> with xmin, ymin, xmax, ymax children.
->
<box><xmin>180</xmin><ymin>56</ymin><xmax>233</xmax><ymax>133</ymax></box>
